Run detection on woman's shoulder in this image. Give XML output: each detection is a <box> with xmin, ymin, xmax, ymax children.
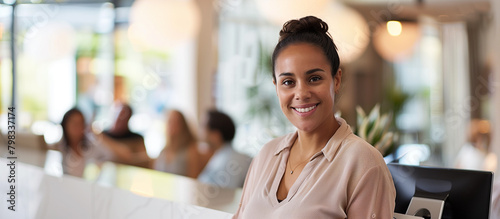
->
<box><xmin>340</xmin><ymin>133</ymin><xmax>386</xmax><ymax>165</ymax></box>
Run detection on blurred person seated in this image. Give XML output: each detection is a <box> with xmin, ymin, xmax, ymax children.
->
<box><xmin>454</xmin><ymin>119</ymin><xmax>497</xmax><ymax>172</ymax></box>
<box><xmin>101</xmin><ymin>103</ymin><xmax>150</xmax><ymax>168</ymax></box>
<box><xmin>58</xmin><ymin>108</ymin><xmax>132</xmax><ymax>177</ymax></box>
<box><xmin>153</xmin><ymin>110</ymin><xmax>203</xmax><ymax>178</ymax></box>
<box><xmin>197</xmin><ymin>110</ymin><xmax>252</xmax><ymax>188</ymax></box>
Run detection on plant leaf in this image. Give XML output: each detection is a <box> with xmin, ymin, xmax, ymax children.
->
<box><xmin>367</xmin><ymin>116</ymin><xmax>381</xmax><ymax>144</ymax></box>
<box><xmin>368</xmin><ymin>104</ymin><xmax>380</xmax><ymax>124</ymax></box>
<box><xmin>356</xmin><ymin>106</ymin><xmax>366</xmax><ymax>127</ymax></box>
<box><xmin>359</xmin><ymin>118</ymin><xmax>369</xmax><ymax>140</ymax></box>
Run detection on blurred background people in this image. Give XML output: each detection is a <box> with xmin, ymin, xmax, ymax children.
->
<box><xmin>101</xmin><ymin>102</ymin><xmax>150</xmax><ymax>168</ymax></box>
<box><xmin>154</xmin><ymin>109</ymin><xmax>204</xmax><ymax>178</ymax></box>
<box><xmin>198</xmin><ymin>110</ymin><xmax>251</xmax><ymax>188</ymax></box>
<box><xmin>58</xmin><ymin>108</ymin><xmax>131</xmax><ymax>177</ymax></box>
<box><xmin>454</xmin><ymin>119</ymin><xmax>497</xmax><ymax>171</ymax></box>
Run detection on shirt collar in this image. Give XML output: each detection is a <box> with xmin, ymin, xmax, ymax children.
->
<box><xmin>273</xmin><ymin>132</ymin><xmax>298</xmax><ymax>156</ymax></box>
<box><xmin>321</xmin><ymin>117</ymin><xmax>352</xmax><ymax>162</ymax></box>
<box><xmin>273</xmin><ymin>117</ymin><xmax>353</xmax><ymax>162</ymax></box>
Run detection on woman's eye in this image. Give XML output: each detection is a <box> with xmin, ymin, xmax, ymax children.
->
<box><xmin>282</xmin><ymin>80</ymin><xmax>294</xmax><ymax>86</ymax></box>
<box><xmin>310</xmin><ymin>76</ymin><xmax>321</xmax><ymax>82</ymax></box>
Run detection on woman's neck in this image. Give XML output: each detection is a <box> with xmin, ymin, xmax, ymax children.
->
<box><xmin>67</xmin><ymin>137</ymin><xmax>82</xmax><ymax>147</ymax></box>
<box><xmin>295</xmin><ymin>116</ymin><xmax>340</xmax><ymax>156</ymax></box>
<box><xmin>67</xmin><ymin>139</ymin><xmax>84</xmax><ymax>156</ymax></box>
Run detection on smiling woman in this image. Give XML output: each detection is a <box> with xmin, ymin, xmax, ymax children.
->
<box><xmin>273</xmin><ymin>43</ymin><xmax>340</xmax><ymax>134</ymax></box>
<box><xmin>233</xmin><ymin>16</ymin><xmax>396</xmax><ymax>219</ymax></box>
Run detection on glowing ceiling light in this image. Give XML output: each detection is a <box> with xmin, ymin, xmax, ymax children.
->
<box><xmin>387</xmin><ymin>20</ymin><xmax>402</xmax><ymax>36</ymax></box>
<box><xmin>373</xmin><ymin>21</ymin><xmax>421</xmax><ymax>62</ymax></box>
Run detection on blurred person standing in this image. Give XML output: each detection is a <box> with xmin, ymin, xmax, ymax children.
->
<box><xmin>198</xmin><ymin>110</ymin><xmax>252</xmax><ymax>188</ymax></box>
<box><xmin>455</xmin><ymin>119</ymin><xmax>497</xmax><ymax>171</ymax></box>
<box><xmin>154</xmin><ymin>110</ymin><xmax>204</xmax><ymax>178</ymax></box>
<box><xmin>101</xmin><ymin>103</ymin><xmax>150</xmax><ymax>168</ymax></box>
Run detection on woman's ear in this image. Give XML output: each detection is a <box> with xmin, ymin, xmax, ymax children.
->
<box><xmin>334</xmin><ymin>69</ymin><xmax>342</xmax><ymax>94</ymax></box>
<box><xmin>273</xmin><ymin>79</ymin><xmax>279</xmax><ymax>96</ymax></box>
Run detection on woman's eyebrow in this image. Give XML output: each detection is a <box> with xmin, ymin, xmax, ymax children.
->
<box><xmin>278</xmin><ymin>72</ymin><xmax>293</xmax><ymax>77</ymax></box>
<box><xmin>305</xmin><ymin>68</ymin><xmax>325</xmax><ymax>74</ymax></box>
<box><xmin>278</xmin><ymin>68</ymin><xmax>325</xmax><ymax>77</ymax></box>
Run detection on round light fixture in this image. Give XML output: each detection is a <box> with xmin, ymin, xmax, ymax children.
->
<box><xmin>387</xmin><ymin>20</ymin><xmax>402</xmax><ymax>36</ymax></box>
<box><xmin>373</xmin><ymin>21</ymin><xmax>421</xmax><ymax>62</ymax></box>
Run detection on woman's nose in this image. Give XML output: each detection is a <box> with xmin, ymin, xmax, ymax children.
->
<box><xmin>294</xmin><ymin>82</ymin><xmax>311</xmax><ymax>100</ymax></box>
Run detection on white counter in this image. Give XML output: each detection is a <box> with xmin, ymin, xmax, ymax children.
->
<box><xmin>0</xmin><ymin>157</ymin><xmax>237</xmax><ymax>219</ymax></box>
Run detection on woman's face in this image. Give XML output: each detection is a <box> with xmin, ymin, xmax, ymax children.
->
<box><xmin>66</xmin><ymin>113</ymin><xmax>85</xmax><ymax>143</ymax></box>
<box><xmin>167</xmin><ymin>111</ymin><xmax>182</xmax><ymax>136</ymax></box>
<box><xmin>113</xmin><ymin>105</ymin><xmax>131</xmax><ymax>133</ymax></box>
<box><xmin>274</xmin><ymin>43</ymin><xmax>341</xmax><ymax>133</ymax></box>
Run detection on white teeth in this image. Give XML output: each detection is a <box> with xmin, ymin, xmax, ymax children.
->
<box><xmin>295</xmin><ymin>105</ymin><xmax>316</xmax><ymax>113</ymax></box>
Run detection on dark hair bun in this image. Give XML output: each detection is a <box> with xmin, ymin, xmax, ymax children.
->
<box><xmin>271</xmin><ymin>16</ymin><xmax>340</xmax><ymax>81</ymax></box>
<box><xmin>279</xmin><ymin>16</ymin><xmax>329</xmax><ymax>41</ymax></box>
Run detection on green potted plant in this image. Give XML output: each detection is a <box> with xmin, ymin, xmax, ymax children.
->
<box><xmin>355</xmin><ymin>104</ymin><xmax>398</xmax><ymax>156</ymax></box>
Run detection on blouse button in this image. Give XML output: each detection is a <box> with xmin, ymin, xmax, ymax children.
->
<box><xmin>371</xmin><ymin>213</ymin><xmax>376</xmax><ymax>218</ymax></box>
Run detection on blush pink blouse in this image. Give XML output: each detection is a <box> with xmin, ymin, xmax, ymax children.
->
<box><xmin>233</xmin><ymin>118</ymin><xmax>396</xmax><ymax>219</ymax></box>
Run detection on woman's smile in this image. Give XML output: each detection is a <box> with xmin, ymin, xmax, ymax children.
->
<box><xmin>291</xmin><ymin>103</ymin><xmax>319</xmax><ymax>115</ymax></box>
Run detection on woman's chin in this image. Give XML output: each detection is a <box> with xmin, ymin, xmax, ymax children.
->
<box><xmin>292</xmin><ymin>122</ymin><xmax>318</xmax><ymax>133</ymax></box>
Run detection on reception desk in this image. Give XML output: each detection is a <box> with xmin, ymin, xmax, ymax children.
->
<box><xmin>0</xmin><ymin>156</ymin><xmax>240</xmax><ymax>219</ymax></box>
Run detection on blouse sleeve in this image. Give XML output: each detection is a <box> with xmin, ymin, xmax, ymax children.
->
<box><xmin>346</xmin><ymin>165</ymin><xmax>396</xmax><ymax>218</ymax></box>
